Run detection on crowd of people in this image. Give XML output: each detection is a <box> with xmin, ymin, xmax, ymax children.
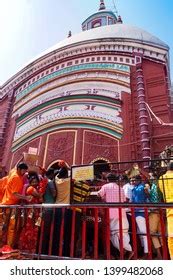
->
<box><xmin>0</xmin><ymin>160</ymin><xmax>70</xmax><ymax>258</ymax></box>
<box><xmin>0</xmin><ymin>160</ymin><xmax>173</xmax><ymax>260</ymax></box>
<box><xmin>90</xmin><ymin>162</ymin><xmax>173</xmax><ymax>260</ymax></box>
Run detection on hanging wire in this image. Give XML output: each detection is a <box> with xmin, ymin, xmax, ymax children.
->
<box><xmin>111</xmin><ymin>0</ymin><xmax>119</xmax><ymax>16</ymax></box>
<box><xmin>145</xmin><ymin>102</ymin><xmax>173</xmax><ymax>126</ymax></box>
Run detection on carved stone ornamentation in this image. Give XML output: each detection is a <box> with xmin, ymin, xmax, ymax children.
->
<box><xmin>46</xmin><ymin>131</ymin><xmax>75</xmax><ymax>167</ymax></box>
<box><xmin>83</xmin><ymin>131</ymin><xmax>119</xmax><ymax>164</ymax></box>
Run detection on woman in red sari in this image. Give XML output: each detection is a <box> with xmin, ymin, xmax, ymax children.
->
<box><xmin>18</xmin><ymin>175</ymin><xmax>43</xmax><ymax>253</ymax></box>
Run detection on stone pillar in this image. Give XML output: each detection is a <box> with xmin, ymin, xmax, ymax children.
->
<box><xmin>135</xmin><ymin>58</ymin><xmax>151</xmax><ymax>168</ymax></box>
<box><xmin>75</xmin><ymin>128</ymin><xmax>84</xmax><ymax>165</ymax></box>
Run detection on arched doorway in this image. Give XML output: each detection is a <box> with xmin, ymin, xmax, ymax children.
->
<box><xmin>91</xmin><ymin>158</ymin><xmax>110</xmax><ymax>179</ymax></box>
<box><xmin>47</xmin><ymin>159</ymin><xmax>70</xmax><ymax>175</ymax></box>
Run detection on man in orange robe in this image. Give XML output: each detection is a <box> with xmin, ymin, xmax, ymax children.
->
<box><xmin>0</xmin><ymin>162</ymin><xmax>29</xmax><ymax>248</ymax></box>
<box><xmin>1</xmin><ymin>163</ymin><xmax>28</xmax><ymax>205</ymax></box>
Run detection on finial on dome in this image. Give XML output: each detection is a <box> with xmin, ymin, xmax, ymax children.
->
<box><xmin>99</xmin><ymin>0</ymin><xmax>106</xmax><ymax>10</ymax></box>
<box><xmin>117</xmin><ymin>15</ymin><xmax>123</xmax><ymax>24</ymax></box>
<box><xmin>67</xmin><ymin>30</ymin><xmax>72</xmax><ymax>38</ymax></box>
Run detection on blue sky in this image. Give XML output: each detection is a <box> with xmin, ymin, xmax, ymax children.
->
<box><xmin>0</xmin><ymin>0</ymin><xmax>172</xmax><ymax>85</ymax></box>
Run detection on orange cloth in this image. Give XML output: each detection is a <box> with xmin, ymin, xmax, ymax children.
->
<box><xmin>26</xmin><ymin>186</ymin><xmax>39</xmax><ymax>204</ymax></box>
<box><xmin>1</xmin><ymin>171</ymin><xmax>24</xmax><ymax>205</ymax></box>
<box><xmin>39</xmin><ymin>177</ymin><xmax>48</xmax><ymax>194</ymax></box>
<box><xmin>26</xmin><ymin>185</ymin><xmax>43</xmax><ymax>204</ymax></box>
<box><xmin>26</xmin><ymin>186</ymin><xmax>35</xmax><ymax>196</ymax></box>
<box><xmin>57</xmin><ymin>160</ymin><xmax>66</xmax><ymax>167</ymax></box>
<box><xmin>0</xmin><ymin>176</ymin><xmax>8</xmax><ymax>202</ymax></box>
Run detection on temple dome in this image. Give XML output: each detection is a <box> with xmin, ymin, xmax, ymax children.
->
<box><xmin>23</xmin><ymin>23</ymin><xmax>168</xmax><ymax>69</ymax></box>
<box><xmin>38</xmin><ymin>23</ymin><xmax>168</xmax><ymax>56</ymax></box>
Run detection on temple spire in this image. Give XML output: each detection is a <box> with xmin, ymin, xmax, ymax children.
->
<box><xmin>99</xmin><ymin>0</ymin><xmax>106</xmax><ymax>10</ymax></box>
<box><xmin>67</xmin><ymin>30</ymin><xmax>72</xmax><ymax>38</ymax></box>
<box><xmin>117</xmin><ymin>15</ymin><xmax>123</xmax><ymax>24</ymax></box>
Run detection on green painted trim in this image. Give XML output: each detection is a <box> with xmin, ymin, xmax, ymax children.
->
<box><xmin>16</xmin><ymin>94</ymin><xmax>121</xmax><ymax>123</ymax></box>
<box><xmin>17</xmin><ymin>102</ymin><xmax>121</xmax><ymax>128</ymax></box>
<box><xmin>12</xmin><ymin>123</ymin><xmax>122</xmax><ymax>152</ymax></box>
<box><xmin>16</xmin><ymin>62</ymin><xmax>130</xmax><ymax>101</ymax></box>
<box><xmin>82</xmin><ymin>11</ymin><xmax>117</xmax><ymax>25</ymax></box>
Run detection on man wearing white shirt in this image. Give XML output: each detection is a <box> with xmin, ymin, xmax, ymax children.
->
<box><xmin>122</xmin><ymin>176</ymin><xmax>135</xmax><ymax>203</ymax></box>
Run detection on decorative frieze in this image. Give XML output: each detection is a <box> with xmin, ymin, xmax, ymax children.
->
<box><xmin>15</xmin><ymin>62</ymin><xmax>130</xmax><ymax>101</ymax></box>
<box><xmin>0</xmin><ymin>38</ymin><xmax>168</xmax><ymax>99</ymax></box>
<box><xmin>13</xmin><ymin>68</ymin><xmax>130</xmax><ymax>116</ymax></box>
<box><xmin>14</xmin><ymin>103</ymin><xmax>122</xmax><ymax>141</ymax></box>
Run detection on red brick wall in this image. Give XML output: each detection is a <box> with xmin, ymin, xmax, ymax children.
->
<box><xmin>44</xmin><ymin>130</ymin><xmax>76</xmax><ymax>168</ymax></box>
<box><xmin>82</xmin><ymin>130</ymin><xmax>119</xmax><ymax>164</ymax></box>
<box><xmin>142</xmin><ymin>60</ymin><xmax>172</xmax><ymax>157</ymax></box>
<box><xmin>0</xmin><ymin>96</ymin><xmax>9</xmax><ymax>162</ymax></box>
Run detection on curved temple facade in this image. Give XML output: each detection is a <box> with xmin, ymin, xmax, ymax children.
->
<box><xmin>0</xmin><ymin>1</ymin><xmax>172</xmax><ymax>171</ymax></box>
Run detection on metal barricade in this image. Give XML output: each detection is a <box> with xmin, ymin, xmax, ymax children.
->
<box><xmin>0</xmin><ymin>158</ymin><xmax>173</xmax><ymax>260</ymax></box>
<box><xmin>0</xmin><ymin>203</ymin><xmax>172</xmax><ymax>260</ymax></box>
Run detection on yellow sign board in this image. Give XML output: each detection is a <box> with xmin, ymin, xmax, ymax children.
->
<box><xmin>72</xmin><ymin>165</ymin><xmax>94</xmax><ymax>181</ymax></box>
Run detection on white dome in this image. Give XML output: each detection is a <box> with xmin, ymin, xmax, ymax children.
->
<box><xmin>6</xmin><ymin>23</ymin><xmax>168</xmax><ymax>86</ymax></box>
<box><xmin>37</xmin><ymin>23</ymin><xmax>168</xmax><ymax>60</ymax></box>
<box><xmin>0</xmin><ymin>23</ymin><xmax>169</xmax><ymax>89</ymax></box>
